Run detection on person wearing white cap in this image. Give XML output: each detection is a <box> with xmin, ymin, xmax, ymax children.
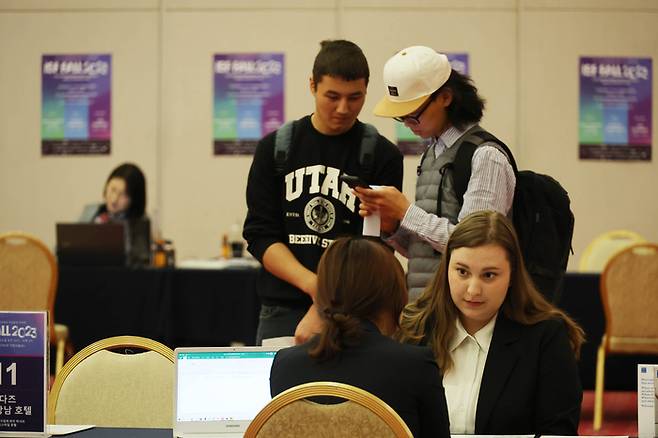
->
<box><xmin>355</xmin><ymin>46</ymin><xmax>516</xmax><ymax>301</ymax></box>
<box><xmin>244</xmin><ymin>40</ymin><xmax>403</xmax><ymax>345</ymax></box>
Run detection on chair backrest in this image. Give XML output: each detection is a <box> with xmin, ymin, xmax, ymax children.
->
<box><xmin>579</xmin><ymin>229</ymin><xmax>646</xmax><ymax>272</ymax></box>
<box><xmin>0</xmin><ymin>231</ymin><xmax>58</xmax><ymax>335</ymax></box>
<box><xmin>48</xmin><ymin>335</ymin><xmax>174</xmax><ymax>428</ymax></box>
<box><xmin>601</xmin><ymin>243</ymin><xmax>658</xmax><ymax>354</ymax></box>
<box><xmin>244</xmin><ymin>381</ymin><xmax>412</xmax><ymax>438</ymax></box>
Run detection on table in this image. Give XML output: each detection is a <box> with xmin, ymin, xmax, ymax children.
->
<box><xmin>54</xmin><ymin>265</ymin><xmax>261</xmax><ymax>351</ymax></box>
<box><xmin>55</xmin><ymin>427</ymin><xmax>170</xmax><ymax>437</ymax></box>
<box><xmin>55</xmin><ymin>267</ymin><xmax>653</xmax><ymax>390</ymax></box>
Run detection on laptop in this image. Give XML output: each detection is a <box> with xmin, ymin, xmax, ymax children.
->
<box><xmin>56</xmin><ymin>222</ymin><xmax>126</xmax><ymax>266</ymax></box>
<box><xmin>173</xmin><ymin>346</ymin><xmax>281</xmax><ymax>438</ymax></box>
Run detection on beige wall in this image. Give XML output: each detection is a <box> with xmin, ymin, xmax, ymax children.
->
<box><xmin>1</xmin><ymin>0</ymin><xmax>656</xmax><ymax>270</ymax></box>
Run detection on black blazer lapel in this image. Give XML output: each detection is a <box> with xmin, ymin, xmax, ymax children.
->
<box><xmin>474</xmin><ymin>314</ymin><xmax>523</xmax><ymax>433</ymax></box>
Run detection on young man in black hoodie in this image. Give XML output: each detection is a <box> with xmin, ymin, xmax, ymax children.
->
<box><xmin>243</xmin><ymin>40</ymin><xmax>403</xmax><ymax>345</ymax></box>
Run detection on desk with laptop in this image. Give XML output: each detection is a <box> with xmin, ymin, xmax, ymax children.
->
<box><xmin>172</xmin><ymin>346</ymin><xmax>278</xmax><ymax>438</ymax></box>
<box><xmin>54</xmin><ymin>220</ymin><xmax>261</xmax><ymax>351</ymax></box>
<box><xmin>46</xmin><ymin>346</ymin><xmax>279</xmax><ymax>438</ymax></box>
<box><xmin>56</xmin><ymin>220</ymin><xmax>151</xmax><ymax>268</ymax></box>
<box><xmin>49</xmin><ymin>345</ymin><xmax>602</xmax><ymax>438</ymax></box>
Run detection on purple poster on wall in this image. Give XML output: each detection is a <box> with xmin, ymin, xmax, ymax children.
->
<box><xmin>579</xmin><ymin>56</ymin><xmax>652</xmax><ymax>160</ymax></box>
<box><xmin>41</xmin><ymin>54</ymin><xmax>112</xmax><ymax>155</ymax></box>
<box><xmin>0</xmin><ymin>311</ymin><xmax>47</xmax><ymax>436</ymax></box>
<box><xmin>213</xmin><ymin>53</ymin><xmax>284</xmax><ymax>155</ymax></box>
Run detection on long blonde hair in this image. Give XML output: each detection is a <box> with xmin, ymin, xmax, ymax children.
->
<box><xmin>397</xmin><ymin>211</ymin><xmax>584</xmax><ymax>372</ymax></box>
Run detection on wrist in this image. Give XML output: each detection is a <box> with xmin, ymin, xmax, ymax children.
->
<box><xmin>300</xmin><ymin>271</ymin><xmax>317</xmax><ymax>300</ymax></box>
<box><xmin>398</xmin><ymin>201</ymin><xmax>411</xmax><ymax>221</ymax></box>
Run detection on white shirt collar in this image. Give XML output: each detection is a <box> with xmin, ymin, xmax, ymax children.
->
<box><xmin>449</xmin><ymin>314</ymin><xmax>497</xmax><ymax>353</ymax></box>
<box><xmin>440</xmin><ymin>123</ymin><xmax>477</xmax><ymax>148</ymax></box>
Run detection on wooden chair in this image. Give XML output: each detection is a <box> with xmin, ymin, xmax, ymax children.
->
<box><xmin>579</xmin><ymin>229</ymin><xmax>645</xmax><ymax>272</ymax></box>
<box><xmin>0</xmin><ymin>231</ymin><xmax>69</xmax><ymax>374</ymax></box>
<box><xmin>48</xmin><ymin>335</ymin><xmax>174</xmax><ymax>428</ymax></box>
<box><xmin>593</xmin><ymin>243</ymin><xmax>658</xmax><ymax>430</ymax></box>
<box><xmin>244</xmin><ymin>381</ymin><xmax>413</xmax><ymax>438</ymax></box>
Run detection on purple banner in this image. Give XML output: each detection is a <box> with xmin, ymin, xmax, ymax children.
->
<box><xmin>213</xmin><ymin>53</ymin><xmax>284</xmax><ymax>155</ymax></box>
<box><xmin>41</xmin><ymin>54</ymin><xmax>112</xmax><ymax>156</ymax></box>
<box><xmin>579</xmin><ymin>56</ymin><xmax>652</xmax><ymax>160</ymax></box>
<box><xmin>0</xmin><ymin>312</ymin><xmax>47</xmax><ymax>435</ymax></box>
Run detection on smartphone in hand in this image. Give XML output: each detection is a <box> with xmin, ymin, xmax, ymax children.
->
<box><xmin>339</xmin><ymin>173</ymin><xmax>370</xmax><ymax>189</ymax></box>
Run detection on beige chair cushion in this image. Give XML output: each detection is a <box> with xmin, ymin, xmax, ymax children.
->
<box><xmin>54</xmin><ymin>350</ymin><xmax>173</xmax><ymax>428</ymax></box>
<box><xmin>579</xmin><ymin>230</ymin><xmax>645</xmax><ymax>272</ymax></box>
<box><xmin>256</xmin><ymin>399</ymin><xmax>396</xmax><ymax>438</ymax></box>
<box><xmin>0</xmin><ymin>234</ymin><xmax>53</xmax><ymax>311</ymax></box>
<box><xmin>601</xmin><ymin>244</ymin><xmax>658</xmax><ymax>356</ymax></box>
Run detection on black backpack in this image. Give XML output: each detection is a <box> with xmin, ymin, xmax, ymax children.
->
<box><xmin>273</xmin><ymin>120</ymin><xmax>379</xmax><ymax>179</ymax></box>
<box><xmin>443</xmin><ymin>129</ymin><xmax>574</xmax><ymax>302</ymax></box>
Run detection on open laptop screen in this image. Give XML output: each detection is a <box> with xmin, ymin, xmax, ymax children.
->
<box><xmin>56</xmin><ymin>220</ymin><xmax>151</xmax><ymax>267</ymax></box>
<box><xmin>175</xmin><ymin>349</ymin><xmax>277</xmax><ymax>427</ymax></box>
<box><xmin>56</xmin><ymin>222</ymin><xmax>125</xmax><ymax>266</ymax></box>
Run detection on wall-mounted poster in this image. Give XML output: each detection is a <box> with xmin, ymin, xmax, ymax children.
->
<box><xmin>41</xmin><ymin>54</ymin><xmax>111</xmax><ymax>155</ymax></box>
<box><xmin>396</xmin><ymin>53</ymin><xmax>469</xmax><ymax>155</ymax></box>
<box><xmin>213</xmin><ymin>53</ymin><xmax>284</xmax><ymax>155</ymax></box>
<box><xmin>579</xmin><ymin>56</ymin><xmax>652</xmax><ymax>161</ymax></box>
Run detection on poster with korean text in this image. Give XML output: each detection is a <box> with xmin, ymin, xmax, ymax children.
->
<box><xmin>213</xmin><ymin>53</ymin><xmax>284</xmax><ymax>155</ymax></box>
<box><xmin>41</xmin><ymin>54</ymin><xmax>111</xmax><ymax>155</ymax></box>
<box><xmin>579</xmin><ymin>56</ymin><xmax>652</xmax><ymax>160</ymax></box>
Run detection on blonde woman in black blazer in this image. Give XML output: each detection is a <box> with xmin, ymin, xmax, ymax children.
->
<box><xmin>399</xmin><ymin>211</ymin><xmax>584</xmax><ymax>435</ymax></box>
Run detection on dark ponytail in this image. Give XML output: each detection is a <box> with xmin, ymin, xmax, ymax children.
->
<box><xmin>309</xmin><ymin>310</ymin><xmax>362</xmax><ymax>361</ymax></box>
<box><xmin>307</xmin><ymin>237</ymin><xmax>407</xmax><ymax>361</ymax></box>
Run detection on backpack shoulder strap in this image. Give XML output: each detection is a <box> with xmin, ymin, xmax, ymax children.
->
<box><xmin>416</xmin><ymin>146</ymin><xmax>430</xmax><ymax>177</ymax></box>
<box><xmin>452</xmin><ymin>128</ymin><xmax>518</xmax><ymax>205</ymax></box>
<box><xmin>359</xmin><ymin>123</ymin><xmax>378</xmax><ymax>181</ymax></box>
<box><xmin>274</xmin><ymin>120</ymin><xmax>296</xmax><ymax>176</ymax></box>
<box><xmin>275</xmin><ymin>121</ymin><xmax>378</xmax><ymax>179</ymax></box>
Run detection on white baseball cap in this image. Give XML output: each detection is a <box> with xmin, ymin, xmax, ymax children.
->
<box><xmin>373</xmin><ymin>46</ymin><xmax>451</xmax><ymax>118</ymax></box>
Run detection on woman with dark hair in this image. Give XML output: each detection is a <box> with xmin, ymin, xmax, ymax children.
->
<box><xmin>79</xmin><ymin>162</ymin><xmax>150</xmax><ymax>266</ymax></box>
<box><xmin>81</xmin><ymin>162</ymin><xmax>146</xmax><ymax>223</ymax></box>
<box><xmin>398</xmin><ymin>210</ymin><xmax>584</xmax><ymax>435</ymax></box>
<box><xmin>269</xmin><ymin>236</ymin><xmax>450</xmax><ymax>438</ymax></box>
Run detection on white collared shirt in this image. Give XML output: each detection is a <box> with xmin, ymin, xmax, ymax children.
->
<box><xmin>442</xmin><ymin>316</ymin><xmax>497</xmax><ymax>434</ymax></box>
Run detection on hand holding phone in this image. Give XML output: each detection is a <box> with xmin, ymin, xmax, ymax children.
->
<box><xmin>339</xmin><ymin>173</ymin><xmax>370</xmax><ymax>189</ymax></box>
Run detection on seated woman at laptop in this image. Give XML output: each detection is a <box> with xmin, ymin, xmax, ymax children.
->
<box><xmin>269</xmin><ymin>236</ymin><xmax>450</xmax><ymax>438</ymax></box>
<box><xmin>79</xmin><ymin>162</ymin><xmax>150</xmax><ymax>266</ymax></box>
<box><xmin>79</xmin><ymin>162</ymin><xmax>146</xmax><ymax>224</ymax></box>
<box><xmin>398</xmin><ymin>210</ymin><xmax>584</xmax><ymax>435</ymax></box>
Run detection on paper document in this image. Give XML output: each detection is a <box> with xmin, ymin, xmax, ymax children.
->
<box><xmin>261</xmin><ymin>336</ymin><xmax>295</xmax><ymax>347</ymax></box>
<box><xmin>638</xmin><ymin>363</ymin><xmax>658</xmax><ymax>437</ymax></box>
<box><xmin>451</xmin><ymin>435</ymin><xmax>533</xmax><ymax>438</ymax></box>
<box><xmin>47</xmin><ymin>424</ymin><xmax>95</xmax><ymax>435</ymax></box>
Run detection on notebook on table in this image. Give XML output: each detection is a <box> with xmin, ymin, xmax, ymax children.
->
<box><xmin>173</xmin><ymin>346</ymin><xmax>281</xmax><ymax>438</ymax></box>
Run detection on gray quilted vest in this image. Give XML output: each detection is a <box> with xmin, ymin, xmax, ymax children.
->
<box><xmin>406</xmin><ymin>125</ymin><xmax>486</xmax><ymax>301</ymax></box>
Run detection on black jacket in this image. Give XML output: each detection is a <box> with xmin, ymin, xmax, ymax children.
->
<box><xmin>473</xmin><ymin>314</ymin><xmax>582</xmax><ymax>434</ymax></box>
<box><xmin>270</xmin><ymin>321</ymin><xmax>450</xmax><ymax>438</ymax></box>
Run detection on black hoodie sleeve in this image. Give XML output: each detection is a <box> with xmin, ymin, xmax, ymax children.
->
<box><xmin>243</xmin><ymin>132</ymin><xmax>285</xmax><ymax>262</ymax></box>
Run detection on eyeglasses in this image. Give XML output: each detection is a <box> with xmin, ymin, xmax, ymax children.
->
<box><xmin>393</xmin><ymin>90</ymin><xmax>441</xmax><ymax>125</ymax></box>
<box><xmin>393</xmin><ymin>96</ymin><xmax>434</xmax><ymax>125</ymax></box>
